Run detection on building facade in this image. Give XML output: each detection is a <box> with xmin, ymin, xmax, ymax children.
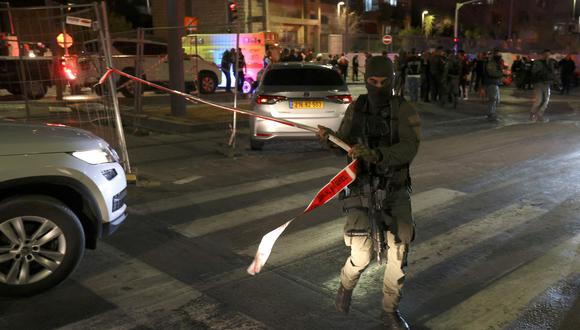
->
<box><xmin>150</xmin><ymin>0</ymin><xmax>350</xmax><ymax>51</ymax></box>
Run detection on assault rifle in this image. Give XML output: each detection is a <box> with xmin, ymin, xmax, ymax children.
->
<box><xmin>361</xmin><ymin>174</ymin><xmax>387</xmax><ymax>264</ymax></box>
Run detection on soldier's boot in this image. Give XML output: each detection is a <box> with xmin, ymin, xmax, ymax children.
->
<box><xmin>335</xmin><ymin>283</ymin><xmax>353</xmax><ymax>314</ymax></box>
<box><xmin>381</xmin><ymin>310</ymin><xmax>410</xmax><ymax>330</ymax></box>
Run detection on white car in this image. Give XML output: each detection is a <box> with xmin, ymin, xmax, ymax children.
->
<box><xmin>77</xmin><ymin>38</ymin><xmax>222</xmax><ymax>97</ymax></box>
<box><xmin>0</xmin><ymin>122</ymin><xmax>127</xmax><ymax>296</ymax></box>
<box><xmin>249</xmin><ymin>63</ymin><xmax>351</xmax><ymax>150</ymax></box>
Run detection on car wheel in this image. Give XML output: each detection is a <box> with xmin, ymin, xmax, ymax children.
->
<box><xmin>250</xmin><ymin>139</ymin><xmax>265</xmax><ymax>151</ymax></box>
<box><xmin>242</xmin><ymin>78</ymin><xmax>253</xmax><ymax>94</ymax></box>
<box><xmin>199</xmin><ymin>72</ymin><xmax>217</xmax><ymax>94</ymax></box>
<box><xmin>24</xmin><ymin>82</ymin><xmax>47</xmax><ymax>100</ymax></box>
<box><xmin>0</xmin><ymin>196</ymin><xmax>85</xmax><ymax>297</ymax></box>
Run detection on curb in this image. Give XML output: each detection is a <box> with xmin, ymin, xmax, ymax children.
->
<box><xmin>121</xmin><ymin>112</ymin><xmax>249</xmax><ymax>133</ymax></box>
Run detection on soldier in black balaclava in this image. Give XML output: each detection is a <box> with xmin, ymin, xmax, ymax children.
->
<box><xmin>317</xmin><ymin>56</ymin><xmax>421</xmax><ymax>330</ymax></box>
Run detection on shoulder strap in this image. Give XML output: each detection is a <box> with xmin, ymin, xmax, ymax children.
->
<box><xmin>390</xmin><ymin>96</ymin><xmax>402</xmax><ymax>146</ymax></box>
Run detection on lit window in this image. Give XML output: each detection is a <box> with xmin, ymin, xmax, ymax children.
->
<box><xmin>365</xmin><ymin>0</ymin><xmax>373</xmax><ymax>11</ymax></box>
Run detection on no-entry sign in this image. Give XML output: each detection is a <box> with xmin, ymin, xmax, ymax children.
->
<box><xmin>382</xmin><ymin>35</ymin><xmax>393</xmax><ymax>45</ymax></box>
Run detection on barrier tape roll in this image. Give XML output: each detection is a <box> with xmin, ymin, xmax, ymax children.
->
<box><xmin>98</xmin><ymin>68</ymin><xmax>358</xmax><ymax>275</ymax></box>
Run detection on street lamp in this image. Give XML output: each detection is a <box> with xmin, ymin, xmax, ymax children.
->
<box><xmin>337</xmin><ymin>1</ymin><xmax>345</xmax><ymax>16</ymax></box>
<box><xmin>454</xmin><ymin>0</ymin><xmax>494</xmax><ymax>52</ymax></box>
<box><xmin>422</xmin><ymin>10</ymin><xmax>429</xmax><ymax>32</ymax></box>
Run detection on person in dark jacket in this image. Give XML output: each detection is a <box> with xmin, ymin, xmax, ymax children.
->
<box><xmin>559</xmin><ymin>54</ymin><xmax>576</xmax><ymax>95</ymax></box>
<box><xmin>483</xmin><ymin>50</ymin><xmax>504</xmax><ymax>121</ymax></box>
<box><xmin>220</xmin><ymin>49</ymin><xmax>233</xmax><ymax>92</ymax></box>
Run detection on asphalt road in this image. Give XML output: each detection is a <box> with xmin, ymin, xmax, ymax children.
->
<box><xmin>1</xmin><ymin>87</ymin><xmax>580</xmax><ymax>330</ymax></box>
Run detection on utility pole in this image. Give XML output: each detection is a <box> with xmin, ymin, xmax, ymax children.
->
<box><xmin>454</xmin><ymin>0</ymin><xmax>494</xmax><ymax>53</ymax></box>
<box><xmin>508</xmin><ymin>0</ymin><xmax>514</xmax><ymax>40</ymax></box>
<box><xmin>167</xmin><ymin>0</ymin><xmax>186</xmax><ymax>116</ymax></box>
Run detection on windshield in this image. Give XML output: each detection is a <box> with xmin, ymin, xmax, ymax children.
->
<box><xmin>263</xmin><ymin>68</ymin><xmax>344</xmax><ymax>86</ymax></box>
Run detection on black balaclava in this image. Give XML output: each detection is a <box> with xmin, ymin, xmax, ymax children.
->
<box><xmin>365</xmin><ymin>56</ymin><xmax>394</xmax><ymax>112</ymax></box>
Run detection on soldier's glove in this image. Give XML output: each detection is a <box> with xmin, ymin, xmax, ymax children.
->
<box><xmin>349</xmin><ymin>144</ymin><xmax>380</xmax><ymax>163</ymax></box>
<box><xmin>317</xmin><ymin>125</ymin><xmax>334</xmax><ymax>142</ymax></box>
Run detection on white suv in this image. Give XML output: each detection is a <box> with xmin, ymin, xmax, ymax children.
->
<box><xmin>0</xmin><ymin>122</ymin><xmax>127</xmax><ymax>296</ymax></box>
<box><xmin>77</xmin><ymin>38</ymin><xmax>222</xmax><ymax>97</ymax></box>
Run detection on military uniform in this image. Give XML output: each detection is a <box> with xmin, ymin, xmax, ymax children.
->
<box><xmin>323</xmin><ymin>85</ymin><xmax>420</xmax><ymax>316</ymax></box>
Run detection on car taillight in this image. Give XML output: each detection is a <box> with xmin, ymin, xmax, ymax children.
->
<box><xmin>327</xmin><ymin>94</ymin><xmax>352</xmax><ymax>104</ymax></box>
<box><xmin>256</xmin><ymin>95</ymin><xmax>287</xmax><ymax>105</ymax></box>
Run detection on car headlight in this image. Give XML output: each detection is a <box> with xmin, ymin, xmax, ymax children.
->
<box><xmin>71</xmin><ymin>147</ymin><xmax>119</xmax><ymax>165</ymax></box>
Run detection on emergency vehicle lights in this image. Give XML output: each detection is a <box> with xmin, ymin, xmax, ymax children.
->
<box><xmin>256</xmin><ymin>95</ymin><xmax>287</xmax><ymax>104</ymax></box>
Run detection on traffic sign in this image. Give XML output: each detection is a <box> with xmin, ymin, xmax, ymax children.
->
<box><xmin>382</xmin><ymin>35</ymin><xmax>392</xmax><ymax>45</ymax></box>
<box><xmin>56</xmin><ymin>33</ymin><xmax>73</xmax><ymax>49</ymax></box>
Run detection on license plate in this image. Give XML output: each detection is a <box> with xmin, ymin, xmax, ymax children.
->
<box><xmin>290</xmin><ymin>100</ymin><xmax>324</xmax><ymax>109</ymax></box>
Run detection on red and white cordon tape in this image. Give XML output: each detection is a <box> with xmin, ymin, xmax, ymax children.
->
<box><xmin>98</xmin><ymin>68</ymin><xmax>358</xmax><ymax>275</ymax></box>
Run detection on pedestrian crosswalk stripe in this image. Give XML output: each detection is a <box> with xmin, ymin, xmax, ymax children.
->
<box><xmin>60</xmin><ymin>243</ymin><xmax>266</xmax><ymax>329</ymax></box>
<box><xmin>411</xmin><ymin>188</ymin><xmax>466</xmax><ymax>213</ymax></box>
<box><xmin>173</xmin><ymin>175</ymin><xmax>203</xmax><ymax>185</ymax></box>
<box><xmin>129</xmin><ymin>167</ymin><xmax>339</xmax><ymax>215</ymax></box>
<box><xmin>425</xmin><ymin>232</ymin><xmax>580</xmax><ymax>330</ymax></box>
<box><xmin>321</xmin><ymin>201</ymin><xmax>546</xmax><ymax>291</ymax></box>
<box><xmin>237</xmin><ymin>218</ymin><xmax>344</xmax><ymax>265</ymax></box>
<box><xmin>172</xmin><ymin>189</ymin><xmax>320</xmax><ymax>238</ymax></box>
<box><xmin>410</xmin><ymin>202</ymin><xmax>547</xmax><ymax>275</ymax></box>
<box><xmin>238</xmin><ymin>188</ymin><xmax>467</xmax><ymax>269</ymax></box>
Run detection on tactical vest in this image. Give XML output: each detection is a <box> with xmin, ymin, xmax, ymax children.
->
<box><xmin>347</xmin><ymin>94</ymin><xmax>410</xmax><ymax>191</ymax></box>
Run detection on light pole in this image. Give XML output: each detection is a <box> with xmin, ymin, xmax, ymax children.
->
<box><xmin>337</xmin><ymin>1</ymin><xmax>344</xmax><ymax>17</ymax></box>
<box><xmin>454</xmin><ymin>0</ymin><xmax>493</xmax><ymax>52</ymax></box>
<box><xmin>422</xmin><ymin>10</ymin><xmax>429</xmax><ymax>33</ymax></box>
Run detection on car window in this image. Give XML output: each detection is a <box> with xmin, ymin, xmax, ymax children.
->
<box><xmin>143</xmin><ymin>43</ymin><xmax>167</xmax><ymax>55</ymax></box>
<box><xmin>263</xmin><ymin>68</ymin><xmax>344</xmax><ymax>86</ymax></box>
<box><xmin>112</xmin><ymin>41</ymin><xmax>137</xmax><ymax>55</ymax></box>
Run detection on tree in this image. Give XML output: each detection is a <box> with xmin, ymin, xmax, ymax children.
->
<box><xmin>424</xmin><ymin>15</ymin><xmax>435</xmax><ymax>37</ymax></box>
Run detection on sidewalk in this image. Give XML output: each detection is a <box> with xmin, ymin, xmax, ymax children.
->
<box><xmin>120</xmin><ymin>92</ymin><xmax>253</xmax><ymax>133</ymax></box>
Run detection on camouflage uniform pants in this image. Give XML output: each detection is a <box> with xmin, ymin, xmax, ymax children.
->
<box><xmin>340</xmin><ymin>207</ymin><xmax>410</xmax><ymax>313</ymax></box>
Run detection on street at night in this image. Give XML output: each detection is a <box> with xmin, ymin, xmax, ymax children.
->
<box><xmin>2</xmin><ymin>0</ymin><xmax>580</xmax><ymax>329</ymax></box>
<box><xmin>2</xmin><ymin>84</ymin><xmax>580</xmax><ymax>329</ymax></box>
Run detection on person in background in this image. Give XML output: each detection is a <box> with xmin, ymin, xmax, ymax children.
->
<box><xmin>529</xmin><ymin>49</ymin><xmax>555</xmax><ymax>123</ymax></box>
<box><xmin>559</xmin><ymin>54</ymin><xmax>576</xmax><ymax>95</ymax></box>
<box><xmin>221</xmin><ymin>48</ymin><xmax>232</xmax><ymax>92</ymax></box>
<box><xmin>405</xmin><ymin>51</ymin><xmax>422</xmax><ymax>102</ymax></box>
<box><xmin>338</xmin><ymin>53</ymin><xmax>349</xmax><ymax>82</ymax></box>
<box><xmin>420</xmin><ymin>50</ymin><xmax>431</xmax><ymax>102</ymax></box>
<box><xmin>459</xmin><ymin>50</ymin><xmax>471</xmax><ymax>100</ymax></box>
<box><xmin>236</xmin><ymin>48</ymin><xmax>246</xmax><ymax>93</ymax></box>
<box><xmin>511</xmin><ymin>55</ymin><xmax>524</xmax><ymax>90</ymax></box>
<box><xmin>482</xmin><ymin>49</ymin><xmax>504</xmax><ymax>122</ymax></box>
<box><xmin>352</xmin><ymin>53</ymin><xmax>360</xmax><ymax>82</ymax></box>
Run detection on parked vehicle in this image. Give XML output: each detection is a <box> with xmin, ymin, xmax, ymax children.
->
<box><xmin>77</xmin><ymin>38</ymin><xmax>222</xmax><ymax>97</ymax></box>
<box><xmin>249</xmin><ymin>62</ymin><xmax>351</xmax><ymax>150</ymax></box>
<box><xmin>0</xmin><ymin>122</ymin><xmax>127</xmax><ymax>296</ymax></box>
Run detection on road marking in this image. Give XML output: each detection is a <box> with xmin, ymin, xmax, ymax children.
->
<box><xmin>172</xmin><ymin>189</ymin><xmax>319</xmax><ymax>238</ymax></box>
<box><xmin>129</xmin><ymin>167</ymin><xmax>339</xmax><ymax>215</ymax></box>
<box><xmin>322</xmin><ymin>200</ymin><xmax>545</xmax><ymax>290</ymax></box>
<box><xmin>412</xmin><ymin>188</ymin><xmax>466</xmax><ymax>213</ymax></box>
<box><xmin>426</xmin><ymin>232</ymin><xmax>580</xmax><ymax>330</ymax></box>
<box><xmin>239</xmin><ymin>188</ymin><xmax>466</xmax><ymax>271</ymax></box>
<box><xmin>173</xmin><ymin>175</ymin><xmax>203</xmax><ymax>185</ymax></box>
<box><xmin>58</xmin><ymin>243</ymin><xmax>265</xmax><ymax>329</ymax></box>
<box><xmin>238</xmin><ymin>218</ymin><xmax>344</xmax><ymax>264</ymax></box>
